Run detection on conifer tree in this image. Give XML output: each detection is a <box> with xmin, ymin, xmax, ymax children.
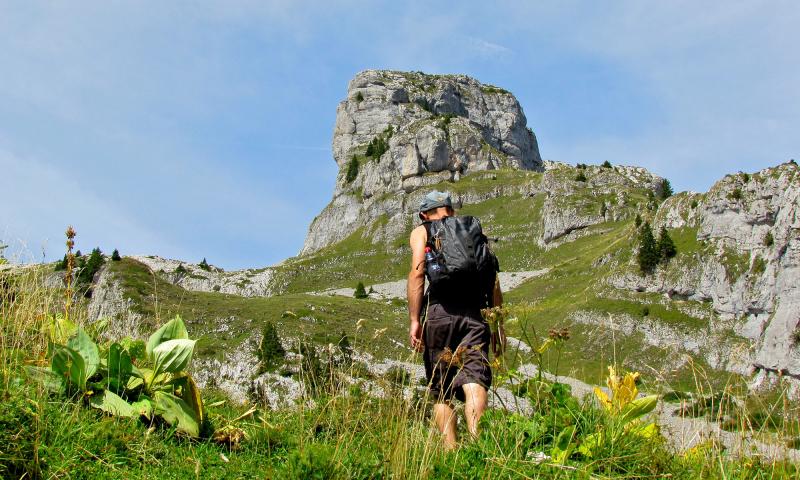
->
<box><xmin>661</xmin><ymin>179</ymin><xmax>674</xmax><ymax>199</ymax></box>
<box><xmin>111</xmin><ymin>249</ymin><xmax>121</xmax><ymax>261</ymax></box>
<box><xmin>77</xmin><ymin>247</ymin><xmax>104</xmax><ymax>285</ymax></box>
<box><xmin>634</xmin><ymin>213</ymin><xmax>642</xmax><ymax>228</ymax></box>
<box><xmin>638</xmin><ymin>222</ymin><xmax>659</xmax><ymax>274</ymax></box>
<box><xmin>354</xmin><ymin>282</ymin><xmax>368</xmax><ymax>299</ymax></box>
<box><xmin>199</xmin><ymin>258</ymin><xmax>210</xmax><ymax>271</ymax></box>
<box><xmin>257</xmin><ymin>321</ymin><xmax>286</xmax><ymax>373</ymax></box>
<box><xmin>657</xmin><ymin>226</ymin><xmax>677</xmax><ymax>262</ymax></box>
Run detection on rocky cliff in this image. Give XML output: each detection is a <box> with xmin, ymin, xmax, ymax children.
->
<box><xmin>302</xmin><ymin>70</ymin><xmax>542</xmax><ymax>254</ymax></box>
<box><xmin>609</xmin><ymin>163</ymin><xmax>800</xmax><ymax>386</ymax></box>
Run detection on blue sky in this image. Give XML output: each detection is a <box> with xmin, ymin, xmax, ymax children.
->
<box><xmin>1</xmin><ymin>1</ymin><xmax>798</xmax><ymax>269</ymax></box>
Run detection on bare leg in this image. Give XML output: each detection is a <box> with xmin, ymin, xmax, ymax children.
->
<box><xmin>433</xmin><ymin>402</ymin><xmax>458</xmax><ymax>450</ymax></box>
<box><xmin>462</xmin><ymin>383</ymin><xmax>488</xmax><ymax>438</ymax></box>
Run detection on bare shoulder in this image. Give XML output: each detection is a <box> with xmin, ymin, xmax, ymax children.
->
<box><xmin>409</xmin><ymin>224</ymin><xmax>427</xmax><ymax>245</ymax></box>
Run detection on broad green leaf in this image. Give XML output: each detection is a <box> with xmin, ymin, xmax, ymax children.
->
<box><xmin>52</xmin><ymin>345</ymin><xmax>88</xmax><ymax>391</ymax></box>
<box><xmin>126</xmin><ymin>376</ymin><xmax>144</xmax><ymax>391</ymax></box>
<box><xmin>24</xmin><ymin>366</ymin><xmax>64</xmax><ymax>393</ymax></box>
<box><xmin>176</xmin><ymin>375</ymin><xmax>204</xmax><ymax>424</ymax></box>
<box><xmin>153</xmin><ymin>339</ymin><xmax>195</xmax><ymax>376</ymax></box>
<box><xmin>550</xmin><ymin>425</ymin><xmax>576</xmax><ymax>464</ymax></box>
<box><xmin>631</xmin><ymin>422</ymin><xmax>659</xmax><ymax>439</ymax></box>
<box><xmin>107</xmin><ymin>343</ymin><xmax>133</xmax><ymax>391</ymax></box>
<box><xmin>121</xmin><ymin>338</ymin><xmax>146</xmax><ymax>362</ymax></box>
<box><xmin>131</xmin><ymin>397</ymin><xmax>154</xmax><ymax>420</ymax></box>
<box><xmin>146</xmin><ymin>316</ymin><xmax>188</xmax><ymax>360</ymax></box>
<box><xmin>44</xmin><ymin>314</ymin><xmax>77</xmax><ymax>344</ymax></box>
<box><xmin>619</xmin><ymin>395</ymin><xmax>658</xmax><ymax>424</ymax></box>
<box><xmin>89</xmin><ymin>390</ymin><xmax>135</xmax><ymax>417</ymax></box>
<box><xmin>577</xmin><ymin>432</ymin><xmax>601</xmax><ymax>459</ymax></box>
<box><xmin>66</xmin><ymin>328</ymin><xmax>100</xmax><ymax>381</ymax></box>
<box><xmin>154</xmin><ymin>391</ymin><xmax>200</xmax><ymax>437</ymax></box>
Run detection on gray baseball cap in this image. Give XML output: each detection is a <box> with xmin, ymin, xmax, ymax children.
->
<box><xmin>418</xmin><ymin>191</ymin><xmax>453</xmax><ymax>219</ymax></box>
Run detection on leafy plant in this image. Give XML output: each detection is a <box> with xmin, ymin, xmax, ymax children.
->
<box><xmin>26</xmin><ymin>316</ymin><xmax>205</xmax><ymax>437</ymax></box>
<box><xmin>578</xmin><ymin>366</ymin><xmax>658</xmax><ymax>459</ymax></box>
<box><xmin>763</xmin><ymin>231</ymin><xmax>774</xmax><ymax>247</ymax></box>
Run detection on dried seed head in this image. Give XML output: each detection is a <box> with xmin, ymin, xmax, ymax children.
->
<box><xmin>65</xmin><ymin>225</ymin><xmax>76</xmax><ymax>239</ymax></box>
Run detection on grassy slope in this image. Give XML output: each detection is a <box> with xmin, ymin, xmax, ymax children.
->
<box><xmin>104</xmin><ymin>167</ymin><xmax>745</xmax><ymax>391</ymax></box>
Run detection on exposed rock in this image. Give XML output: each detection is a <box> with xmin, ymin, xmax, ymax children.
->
<box><xmin>130</xmin><ymin>255</ymin><xmax>275</xmax><ymax>297</ymax></box>
<box><xmin>303</xmin><ymin>70</ymin><xmax>543</xmax><ymax>254</ymax></box>
<box><xmin>87</xmin><ymin>265</ymin><xmax>146</xmax><ymax>340</ymax></box>
<box><xmin>612</xmin><ymin>163</ymin><xmax>800</xmax><ymax>386</ymax></box>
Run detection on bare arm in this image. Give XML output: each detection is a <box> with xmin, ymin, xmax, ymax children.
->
<box><xmin>407</xmin><ymin>226</ymin><xmax>427</xmax><ymax>351</ymax></box>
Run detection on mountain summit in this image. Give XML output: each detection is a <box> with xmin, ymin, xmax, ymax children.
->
<box><xmin>303</xmin><ymin>70</ymin><xmax>542</xmax><ymax>254</ymax></box>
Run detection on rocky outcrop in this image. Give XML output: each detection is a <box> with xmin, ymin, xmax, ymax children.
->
<box><xmin>302</xmin><ymin>70</ymin><xmax>543</xmax><ymax>254</ymax></box>
<box><xmin>539</xmin><ymin>161</ymin><xmax>666</xmax><ymax>246</ymax></box>
<box><xmin>611</xmin><ymin>163</ymin><xmax>800</xmax><ymax>385</ymax></box>
<box><xmin>130</xmin><ymin>256</ymin><xmax>275</xmax><ymax>297</ymax></box>
<box><xmin>87</xmin><ymin>265</ymin><xmax>145</xmax><ymax>340</ymax></box>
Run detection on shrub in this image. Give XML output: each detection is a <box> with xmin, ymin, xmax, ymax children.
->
<box><xmin>638</xmin><ymin>222</ymin><xmax>659</xmax><ymax>274</ymax></box>
<box><xmin>600</xmin><ymin>202</ymin><xmax>607</xmax><ymax>217</ymax></box>
<box><xmin>641</xmin><ymin>306</ymin><xmax>650</xmax><ymax>317</ymax></box>
<box><xmin>345</xmin><ymin>156</ymin><xmax>359</xmax><ymax>183</ymax></box>
<box><xmin>257</xmin><ymin>321</ymin><xmax>286</xmax><ymax>373</ymax></box>
<box><xmin>365</xmin><ymin>135</ymin><xmax>389</xmax><ymax>160</ymax></box>
<box><xmin>763</xmin><ymin>231</ymin><xmax>774</xmax><ymax>247</ymax></box>
<box><xmin>690</xmin><ymin>199</ymin><xmax>698</xmax><ymax>209</ymax></box>
<box><xmin>601</xmin><ymin>160</ymin><xmax>612</xmax><ymax>168</ymax></box>
<box><xmin>111</xmin><ymin>249</ymin><xmax>121</xmax><ymax>261</ymax></box>
<box><xmin>354</xmin><ymin>91</ymin><xmax>364</xmax><ymax>102</ymax></box>
<box><xmin>175</xmin><ymin>264</ymin><xmax>187</xmax><ymax>275</ymax></box>
<box><xmin>728</xmin><ymin>187</ymin><xmax>743</xmax><ymax>201</ymax></box>
<box><xmin>575</xmin><ymin>171</ymin><xmax>587</xmax><ymax>182</ymax></box>
<box><xmin>634</xmin><ymin>213</ymin><xmax>642</xmax><ymax>228</ymax></box>
<box><xmin>576</xmin><ymin>163</ymin><xmax>587</xmax><ymax>169</ymax></box>
<box><xmin>354</xmin><ymin>282</ymin><xmax>368</xmax><ymax>299</ymax></box>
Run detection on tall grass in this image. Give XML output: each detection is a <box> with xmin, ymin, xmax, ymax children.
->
<box><xmin>1</xmin><ymin>260</ymin><xmax>800</xmax><ymax>478</ymax></box>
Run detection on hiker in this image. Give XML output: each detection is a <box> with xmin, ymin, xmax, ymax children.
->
<box><xmin>407</xmin><ymin>191</ymin><xmax>501</xmax><ymax>450</ymax></box>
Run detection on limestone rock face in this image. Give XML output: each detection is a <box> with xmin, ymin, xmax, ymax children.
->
<box><xmin>303</xmin><ymin>70</ymin><xmax>542</xmax><ymax>254</ymax></box>
<box><xmin>612</xmin><ymin>163</ymin><xmax>800</xmax><ymax>382</ymax></box>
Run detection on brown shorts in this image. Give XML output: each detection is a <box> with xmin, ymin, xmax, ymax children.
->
<box><xmin>422</xmin><ymin>302</ymin><xmax>492</xmax><ymax>402</ymax></box>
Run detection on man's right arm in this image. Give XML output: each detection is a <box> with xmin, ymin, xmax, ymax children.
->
<box><xmin>407</xmin><ymin>226</ymin><xmax>426</xmax><ymax>351</ymax></box>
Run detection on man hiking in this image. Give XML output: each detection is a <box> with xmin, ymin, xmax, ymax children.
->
<box><xmin>407</xmin><ymin>190</ymin><xmax>501</xmax><ymax>450</ymax></box>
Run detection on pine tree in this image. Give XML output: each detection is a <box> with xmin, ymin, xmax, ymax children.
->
<box><xmin>601</xmin><ymin>160</ymin><xmax>612</xmax><ymax>168</ymax></box>
<box><xmin>634</xmin><ymin>213</ymin><xmax>642</xmax><ymax>228</ymax></box>
<box><xmin>354</xmin><ymin>282</ymin><xmax>368</xmax><ymax>299</ymax></box>
<box><xmin>77</xmin><ymin>247</ymin><xmax>104</xmax><ymax>285</ymax></box>
<box><xmin>661</xmin><ymin>179</ymin><xmax>674</xmax><ymax>199</ymax></box>
<box><xmin>638</xmin><ymin>222</ymin><xmax>659</xmax><ymax>274</ymax></box>
<box><xmin>257</xmin><ymin>321</ymin><xmax>286</xmax><ymax>373</ymax></box>
<box><xmin>657</xmin><ymin>226</ymin><xmax>677</xmax><ymax>262</ymax></box>
<box><xmin>111</xmin><ymin>249</ymin><xmax>121</xmax><ymax>261</ymax></box>
<box><xmin>199</xmin><ymin>258</ymin><xmax>210</xmax><ymax>271</ymax></box>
